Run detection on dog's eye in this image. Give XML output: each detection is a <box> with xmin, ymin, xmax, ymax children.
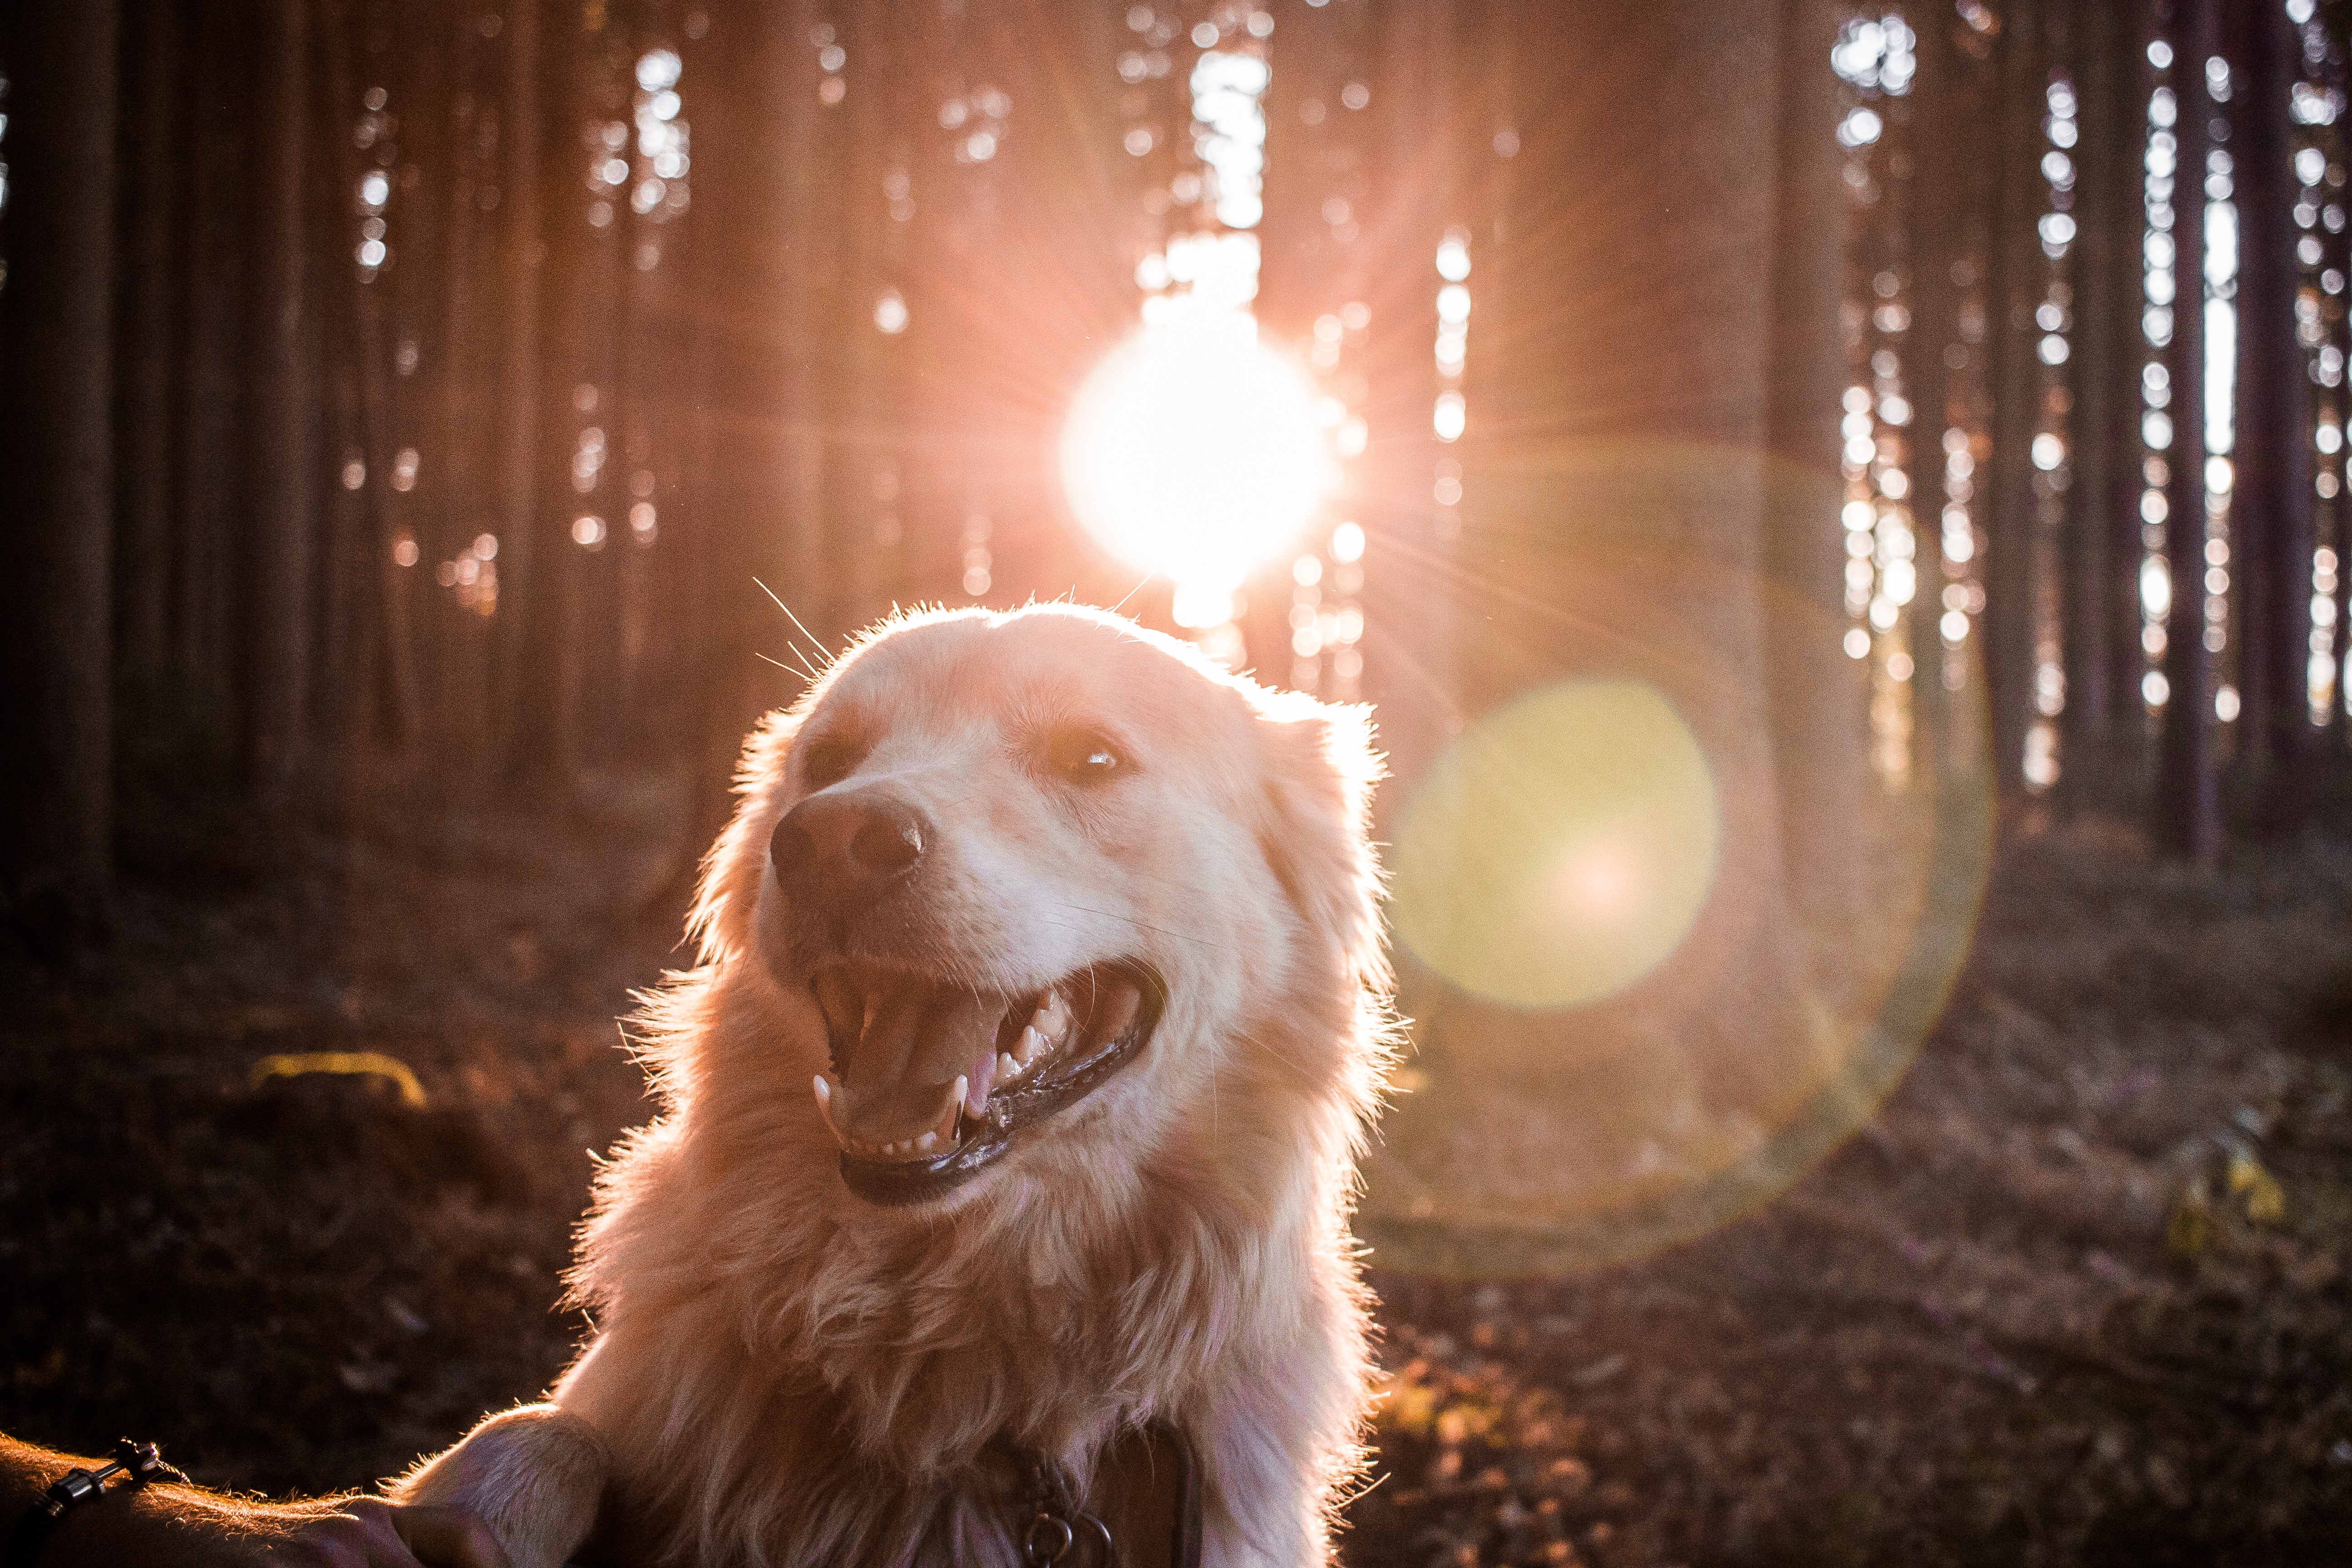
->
<box><xmin>1046</xmin><ymin>728</ymin><xmax>1122</xmax><ymax>784</ymax></box>
<box><xmin>800</xmin><ymin>735</ymin><xmax>863</xmax><ymax>789</ymax></box>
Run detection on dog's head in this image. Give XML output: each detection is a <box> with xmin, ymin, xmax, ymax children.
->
<box><xmin>690</xmin><ymin>603</ymin><xmax>1384</xmax><ymax>1212</ymax></box>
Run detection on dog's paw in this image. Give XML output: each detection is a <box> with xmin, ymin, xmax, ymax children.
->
<box><xmin>391</xmin><ymin>1404</ymin><xmax>608</xmax><ymax>1568</ymax></box>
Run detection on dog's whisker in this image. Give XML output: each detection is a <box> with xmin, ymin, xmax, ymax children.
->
<box><xmin>755</xmin><ymin>650</ymin><xmax>819</xmax><ymax>683</ymax></box>
<box><xmin>751</xmin><ymin>575</ymin><xmax>837</xmax><ymax>674</ymax></box>
<box><xmin>771</xmin><ymin>641</ymin><xmax>824</xmax><ymax>682</ymax></box>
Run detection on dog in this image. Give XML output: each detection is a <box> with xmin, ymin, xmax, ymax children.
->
<box><xmin>393</xmin><ymin>603</ymin><xmax>1393</xmax><ymax>1568</ymax></box>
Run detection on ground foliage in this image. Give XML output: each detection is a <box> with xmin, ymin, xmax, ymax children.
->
<box><xmin>2</xmin><ymin>785</ymin><xmax>2350</xmax><ymax>1566</ymax></box>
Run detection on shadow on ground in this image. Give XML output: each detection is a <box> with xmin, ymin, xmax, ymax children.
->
<box><xmin>3</xmin><ymin>779</ymin><xmax>2348</xmax><ymax>1566</ymax></box>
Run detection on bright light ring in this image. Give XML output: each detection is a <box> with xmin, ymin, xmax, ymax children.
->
<box><xmin>1390</xmin><ymin>681</ymin><xmax>1722</xmax><ymax>1009</ymax></box>
<box><xmin>1060</xmin><ymin>321</ymin><xmax>1329</xmax><ymax>604</ymax></box>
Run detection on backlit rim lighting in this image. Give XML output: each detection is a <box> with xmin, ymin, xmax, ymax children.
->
<box><xmin>1060</xmin><ymin>321</ymin><xmax>1331</xmax><ymax>614</ymax></box>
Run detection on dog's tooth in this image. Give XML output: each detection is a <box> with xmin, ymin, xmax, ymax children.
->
<box><xmin>1017</xmin><ymin>1024</ymin><xmax>1049</xmax><ymax>1066</ymax></box>
<box><xmin>959</xmin><ymin>1069</ymin><xmax>1000</xmax><ymax>1119</ymax></box>
<box><xmin>1034</xmin><ymin>990</ymin><xmax>1071</xmax><ymax>1043</ymax></box>
<box><xmin>915</xmin><ymin>1131</ymin><xmax>936</xmax><ymax>1152</ymax></box>
<box><xmin>813</xmin><ymin>1075</ymin><xmax>853</xmax><ymax>1147</ymax></box>
<box><xmin>998</xmin><ymin>1051</ymin><xmax>1020</xmax><ymax>1081</ymax></box>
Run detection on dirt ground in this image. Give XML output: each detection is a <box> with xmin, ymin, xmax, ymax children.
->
<box><xmin>3</xmin><ymin>774</ymin><xmax>2350</xmax><ymax>1567</ymax></box>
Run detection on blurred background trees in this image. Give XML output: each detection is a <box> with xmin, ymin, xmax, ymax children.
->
<box><xmin>1</xmin><ymin>0</ymin><xmax>2348</xmax><ymax>942</ymax></box>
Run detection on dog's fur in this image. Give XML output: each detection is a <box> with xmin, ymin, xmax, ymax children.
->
<box><xmin>396</xmin><ymin>604</ymin><xmax>1392</xmax><ymax>1568</ymax></box>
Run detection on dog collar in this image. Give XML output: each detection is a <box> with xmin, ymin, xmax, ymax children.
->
<box><xmin>1017</xmin><ymin>1420</ymin><xmax>1201</xmax><ymax>1568</ymax></box>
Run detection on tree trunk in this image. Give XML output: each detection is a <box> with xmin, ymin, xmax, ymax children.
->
<box><xmin>113</xmin><ymin>0</ymin><xmax>186</xmax><ymax>684</ymax></box>
<box><xmin>1980</xmin><ymin>0</ymin><xmax>2046</xmax><ymax>797</ymax></box>
<box><xmin>316</xmin><ymin>296</ymin><xmax>372</xmax><ymax>810</ymax></box>
<box><xmin>1904</xmin><ymin>6</ymin><xmax>1967</xmax><ymax>774</ymax></box>
<box><xmin>486</xmin><ymin>0</ymin><xmax>544</xmax><ymax>775</ymax></box>
<box><xmin>1352</xmin><ymin>0</ymin><xmax>1462</xmax><ymax>793</ymax></box>
<box><xmin>382</xmin><ymin>0</ymin><xmax>456</xmax><ymax>767</ymax></box>
<box><xmin>826</xmin><ymin>0</ymin><xmax>894</xmax><ymax>638</ymax></box>
<box><xmin>1762</xmin><ymin>0</ymin><xmax>1864</xmax><ymax>947</ymax></box>
<box><xmin>311</xmin><ymin>0</ymin><xmax>360</xmax><ymax>781</ymax></box>
<box><xmin>0</xmin><ymin>0</ymin><xmax>122</xmax><ymax>932</ymax></box>
<box><xmin>500</xmin><ymin>0</ymin><xmax>593</xmax><ymax>791</ymax></box>
<box><xmin>176</xmin><ymin>0</ymin><xmax>251</xmax><ymax>701</ymax></box>
<box><xmin>2234</xmin><ymin>0</ymin><xmax>2316</xmax><ymax>825</ymax></box>
<box><xmin>673</xmin><ymin>0</ymin><xmax>824</xmax><ymax>863</ymax></box>
<box><xmin>561</xmin><ymin>23</ymin><xmax>630</xmax><ymax>770</ymax></box>
<box><xmin>431</xmin><ymin>0</ymin><xmax>495</xmax><ymax>788</ymax></box>
<box><xmin>242</xmin><ymin>0</ymin><xmax>321</xmax><ymax>814</ymax></box>
<box><xmin>2066</xmin><ymin>0</ymin><xmax>2126</xmax><ymax>766</ymax></box>
<box><xmin>334</xmin><ymin>0</ymin><xmax>421</xmax><ymax>752</ymax></box>
<box><xmin>2156</xmin><ymin>0</ymin><xmax>2221</xmax><ymax>859</ymax></box>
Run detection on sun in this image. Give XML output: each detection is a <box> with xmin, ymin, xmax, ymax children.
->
<box><xmin>1060</xmin><ymin>317</ymin><xmax>1330</xmax><ymax>618</ymax></box>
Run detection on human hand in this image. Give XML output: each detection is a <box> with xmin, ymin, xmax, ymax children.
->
<box><xmin>5</xmin><ymin>1434</ymin><xmax>510</xmax><ymax>1568</ymax></box>
<box><xmin>26</xmin><ymin>1488</ymin><xmax>514</xmax><ymax>1568</ymax></box>
<box><xmin>258</xmin><ymin>1497</ymin><xmax>514</xmax><ymax>1568</ymax></box>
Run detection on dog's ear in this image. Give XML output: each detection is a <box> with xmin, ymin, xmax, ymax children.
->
<box><xmin>1253</xmin><ymin>692</ymin><xmax>1385</xmax><ymax>975</ymax></box>
<box><xmin>687</xmin><ymin>707</ymin><xmax>803</xmax><ymax>966</ymax></box>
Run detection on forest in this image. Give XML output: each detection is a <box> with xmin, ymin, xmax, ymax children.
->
<box><xmin>2</xmin><ymin>0</ymin><xmax>2350</xmax><ymax>1563</ymax></box>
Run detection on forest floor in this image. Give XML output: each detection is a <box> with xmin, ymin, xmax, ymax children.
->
<box><xmin>4</xmin><ymin>771</ymin><xmax>2352</xmax><ymax>1567</ymax></box>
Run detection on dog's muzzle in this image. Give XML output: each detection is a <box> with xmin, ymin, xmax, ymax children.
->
<box><xmin>806</xmin><ymin>958</ymin><xmax>1167</xmax><ymax>1207</ymax></box>
<box><xmin>767</xmin><ymin>787</ymin><xmax>1168</xmax><ymax>1205</ymax></box>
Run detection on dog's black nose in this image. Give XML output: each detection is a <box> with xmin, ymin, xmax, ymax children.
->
<box><xmin>771</xmin><ymin>791</ymin><xmax>930</xmax><ymax>885</ymax></box>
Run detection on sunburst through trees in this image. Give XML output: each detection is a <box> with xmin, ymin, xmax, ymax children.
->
<box><xmin>1</xmin><ymin>1</ymin><xmax>2350</xmax><ymax>1272</ymax></box>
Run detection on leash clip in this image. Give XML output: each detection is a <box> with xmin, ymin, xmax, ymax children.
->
<box><xmin>1024</xmin><ymin>1506</ymin><xmax>1114</xmax><ymax>1567</ymax></box>
<box><xmin>1024</xmin><ymin>1453</ymin><xmax>1116</xmax><ymax>1567</ymax></box>
<box><xmin>1022</xmin><ymin>1511</ymin><xmax>1074</xmax><ymax>1566</ymax></box>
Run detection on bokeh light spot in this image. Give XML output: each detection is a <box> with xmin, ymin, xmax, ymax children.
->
<box><xmin>1392</xmin><ymin>681</ymin><xmax>1721</xmax><ymax>1009</ymax></box>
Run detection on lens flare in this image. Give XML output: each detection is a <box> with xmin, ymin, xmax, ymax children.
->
<box><xmin>1391</xmin><ymin>681</ymin><xmax>1721</xmax><ymax>1009</ymax></box>
<box><xmin>1060</xmin><ymin>321</ymin><xmax>1329</xmax><ymax>598</ymax></box>
<box><xmin>1355</xmin><ymin>543</ymin><xmax>1996</xmax><ymax>1279</ymax></box>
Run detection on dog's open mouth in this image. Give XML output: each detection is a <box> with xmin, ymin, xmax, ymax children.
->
<box><xmin>807</xmin><ymin>957</ymin><xmax>1165</xmax><ymax>1205</ymax></box>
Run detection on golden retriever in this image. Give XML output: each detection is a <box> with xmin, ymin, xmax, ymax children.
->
<box><xmin>393</xmin><ymin>604</ymin><xmax>1392</xmax><ymax>1568</ymax></box>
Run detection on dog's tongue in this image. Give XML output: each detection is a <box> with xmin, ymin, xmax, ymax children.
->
<box><xmin>820</xmin><ymin>970</ymin><xmax>997</xmax><ymax>1140</ymax></box>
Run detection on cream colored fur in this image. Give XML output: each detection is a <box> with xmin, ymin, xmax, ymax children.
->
<box><xmin>393</xmin><ymin>1404</ymin><xmax>608</xmax><ymax>1567</ymax></box>
<box><xmin>396</xmin><ymin>605</ymin><xmax>1392</xmax><ymax>1568</ymax></box>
